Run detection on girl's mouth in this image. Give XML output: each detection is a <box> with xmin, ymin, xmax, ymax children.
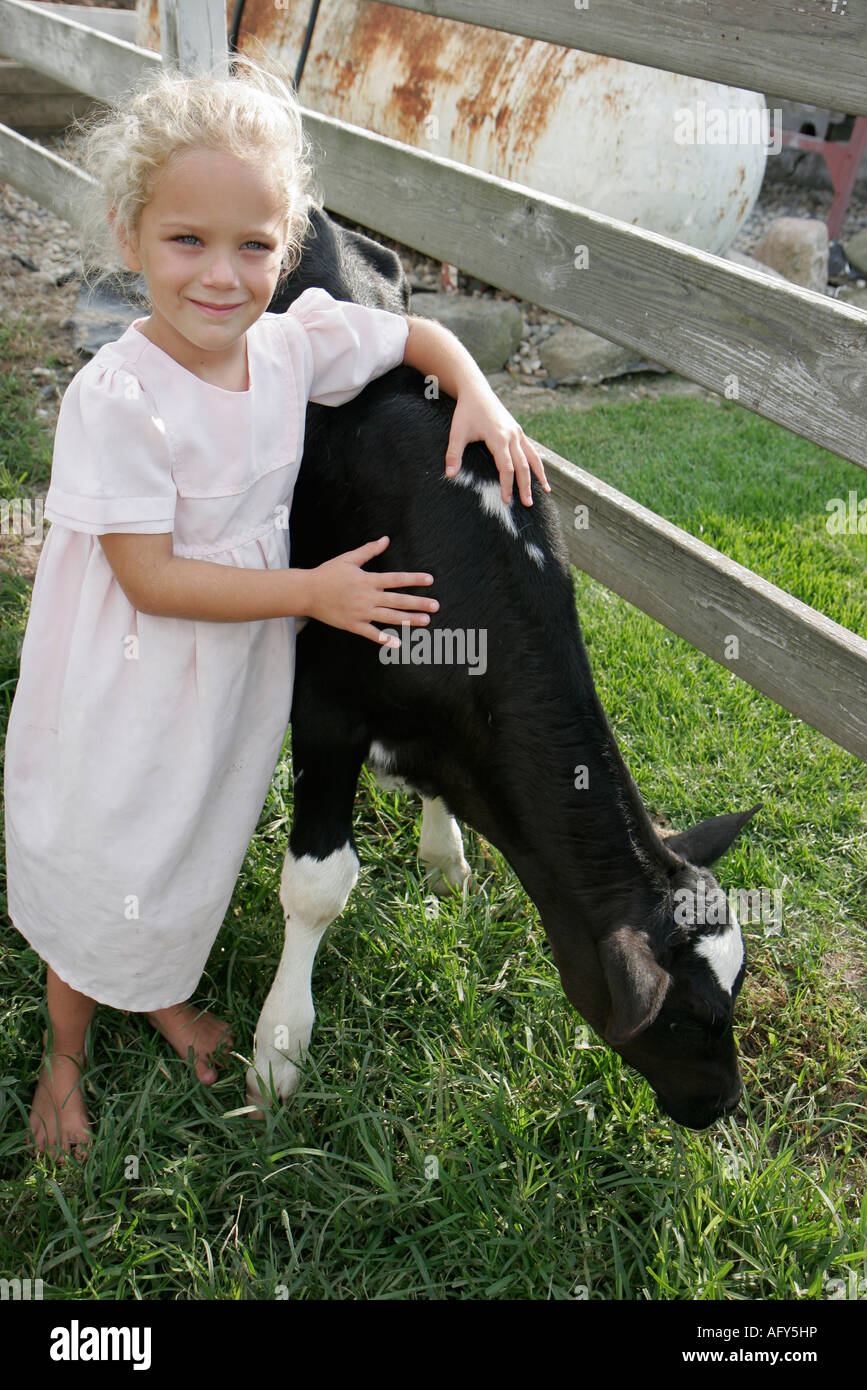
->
<box><xmin>190</xmin><ymin>300</ymin><xmax>244</xmax><ymax>317</ymax></box>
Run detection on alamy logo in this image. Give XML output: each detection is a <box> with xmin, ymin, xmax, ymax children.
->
<box><xmin>49</xmin><ymin>1320</ymin><xmax>151</xmax><ymax>1371</ymax></box>
<box><xmin>379</xmin><ymin>623</ymin><xmax>487</xmax><ymax>675</ymax></box>
<box><xmin>826</xmin><ymin>491</ymin><xmax>866</xmax><ymax>534</ymax></box>
<box><xmin>0</xmin><ymin>1277</ymin><xmax>43</xmax><ymax>1299</ymax></box>
<box><xmin>0</xmin><ymin>496</ymin><xmax>44</xmax><ymax>544</ymax></box>
<box><xmin>674</xmin><ymin>883</ymin><xmax>783</xmax><ymax>931</ymax></box>
<box><xmin>673</xmin><ymin>102</ymin><xmax>782</xmax><ymax>154</ymax></box>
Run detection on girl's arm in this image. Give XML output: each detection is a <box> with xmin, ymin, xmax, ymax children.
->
<box><xmin>402</xmin><ymin>315</ymin><xmax>550</xmax><ymax>506</ymax></box>
<box><xmin>98</xmin><ymin>532</ymin><xmax>436</xmax><ymax>646</ymax></box>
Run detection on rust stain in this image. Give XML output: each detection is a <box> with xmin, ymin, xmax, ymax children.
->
<box><xmin>346</xmin><ymin>3</ymin><xmax>450</xmax><ymax>140</ymax></box>
<box><xmin>391</xmin><ymin>76</ymin><xmax>432</xmax><ymax>128</ymax></box>
<box><xmin>451</xmin><ymin>35</ymin><xmax>577</xmax><ymax>170</ymax></box>
<box><xmin>183</xmin><ymin>0</ymin><xmax>620</xmax><ymax>181</ymax></box>
<box><xmin>504</xmin><ymin>44</ymin><xmax>573</xmax><ymax>167</ymax></box>
<box><xmin>139</xmin><ymin>1</ymin><xmax>160</xmax><ymax>50</ymax></box>
<box><xmin>494</xmin><ymin>104</ymin><xmax>512</xmax><ymax>135</ymax></box>
<box><xmin>239</xmin><ymin>0</ymin><xmax>282</xmax><ymax>43</ymax></box>
<box><xmin>238</xmin><ymin>0</ymin><xmax>360</xmax><ymax>94</ymax></box>
<box><xmin>317</xmin><ymin>55</ymin><xmax>363</xmax><ymax>103</ymax></box>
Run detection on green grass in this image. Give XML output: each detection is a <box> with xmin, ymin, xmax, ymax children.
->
<box><xmin>535</xmin><ymin>394</ymin><xmax>867</xmax><ymax>636</ymax></box>
<box><xmin>0</xmin><ymin>338</ymin><xmax>865</xmax><ymax>1300</ymax></box>
<box><xmin>0</xmin><ymin>317</ymin><xmax>53</xmax><ymax>495</ymax></box>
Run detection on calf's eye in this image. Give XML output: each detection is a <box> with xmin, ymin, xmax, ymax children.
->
<box><xmin>668</xmin><ymin>1018</ymin><xmax>708</xmax><ymax>1042</ymax></box>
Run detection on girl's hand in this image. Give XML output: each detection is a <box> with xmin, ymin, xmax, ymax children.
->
<box><xmin>445</xmin><ymin>381</ymin><xmax>550</xmax><ymax>506</ymax></box>
<box><xmin>306</xmin><ymin>536</ymin><xmax>437</xmax><ymax>647</ymax></box>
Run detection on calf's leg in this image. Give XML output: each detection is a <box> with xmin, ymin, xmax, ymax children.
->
<box><xmin>246</xmin><ymin>723</ymin><xmax>365</xmax><ymax>1110</ymax></box>
<box><xmin>418</xmin><ymin>796</ymin><xmax>471</xmax><ymax>893</ymax></box>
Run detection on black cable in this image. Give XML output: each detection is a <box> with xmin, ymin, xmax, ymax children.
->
<box><xmin>228</xmin><ymin>0</ymin><xmax>246</xmax><ymax>56</ymax></box>
<box><xmin>227</xmin><ymin>0</ymin><xmax>323</xmax><ymax>92</ymax></box>
<box><xmin>294</xmin><ymin>0</ymin><xmax>323</xmax><ymax>90</ymax></box>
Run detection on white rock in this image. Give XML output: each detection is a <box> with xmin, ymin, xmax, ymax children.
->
<box><xmin>751</xmin><ymin>217</ymin><xmax>829</xmax><ymax>293</ymax></box>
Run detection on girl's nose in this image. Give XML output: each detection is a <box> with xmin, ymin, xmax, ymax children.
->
<box><xmin>201</xmin><ymin>254</ymin><xmax>238</xmax><ymax>286</ymax></box>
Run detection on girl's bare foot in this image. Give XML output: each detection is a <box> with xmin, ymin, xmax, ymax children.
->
<box><xmin>147</xmin><ymin>1002</ymin><xmax>233</xmax><ymax>1084</ymax></box>
<box><xmin>29</xmin><ymin>1050</ymin><xmax>91</xmax><ymax>1161</ymax></box>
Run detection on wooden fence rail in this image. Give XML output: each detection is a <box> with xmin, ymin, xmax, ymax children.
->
<box><xmin>545</xmin><ymin>451</ymin><xmax>867</xmax><ymax>764</ymax></box>
<box><xmin>382</xmin><ymin>0</ymin><xmax>867</xmax><ymax>117</ymax></box>
<box><xmin>304</xmin><ymin>112</ymin><xmax>867</xmax><ymax>472</ymax></box>
<box><xmin>0</xmin><ymin>0</ymin><xmax>158</xmax><ymax>100</ymax></box>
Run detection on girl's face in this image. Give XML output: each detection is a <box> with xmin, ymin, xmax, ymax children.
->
<box><xmin>115</xmin><ymin>146</ymin><xmax>289</xmax><ymax>375</ymax></box>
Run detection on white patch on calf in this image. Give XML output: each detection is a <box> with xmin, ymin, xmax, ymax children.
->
<box><xmin>694</xmin><ymin>914</ymin><xmax>745</xmax><ymax>995</ymax></box>
<box><xmin>419</xmin><ymin>796</ymin><xmax>470</xmax><ymax>892</ymax></box>
<box><xmin>368</xmin><ymin>740</ymin><xmax>414</xmax><ymax>793</ymax></box>
<box><xmin>368</xmin><ymin>739</ymin><xmax>395</xmax><ymax>771</ymax></box>
<box><xmin>246</xmin><ymin>843</ymin><xmax>359</xmax><ymax>1109</ymax></box>
<box><xmin>451</xmin><ymin>472</ymin><xmax>518</xmax><ymax>538</ymax></box>
<box><xmin>450</xmin><ymin>472</ymin><xmax>544</xmax><ymax>566</ymax></box>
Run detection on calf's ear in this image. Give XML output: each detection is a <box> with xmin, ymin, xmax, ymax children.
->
<box><xmin>599</xmin><ymin>926</ymin><xmax>670</xmax><ymax>1046</ymax></box>
<box><xmin>664</xmin><ymin>804</ymin><xmax>760</xmax><ymax>867</ymax></box>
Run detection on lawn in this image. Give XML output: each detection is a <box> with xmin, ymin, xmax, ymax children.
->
<box><xmin>1</xmin><ymin>322</ymin><xmax>865</xmax><ymax>1300</ymax></box>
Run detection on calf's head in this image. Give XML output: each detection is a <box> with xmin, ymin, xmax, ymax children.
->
<box><xmin>591</xmin><ymin>807</ymin><xmax>758</xmax><ymax>1130</ymax></box>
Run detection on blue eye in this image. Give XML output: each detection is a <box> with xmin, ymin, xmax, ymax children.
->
<box><xmin>172</xmin><ymin>236</ymin><xmax>271</xmax><ymax>251</ymax></box>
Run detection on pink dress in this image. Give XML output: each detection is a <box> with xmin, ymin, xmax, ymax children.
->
<box><xmin>4</xmin><ymin>287</ymin><xmax>408</xmax><ymax>1011</ymax></box>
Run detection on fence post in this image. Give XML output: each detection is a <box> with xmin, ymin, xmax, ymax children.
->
<box><xmin>158</xmin><ymin>0</ymin><xmax>228</xmax><ymax>77</ymax></box>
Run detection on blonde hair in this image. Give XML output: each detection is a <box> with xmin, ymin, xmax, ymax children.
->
<box><xmin>67</xmin><ymin>53</ymin><xmax>321</xmax><ymax>294</ymax></box>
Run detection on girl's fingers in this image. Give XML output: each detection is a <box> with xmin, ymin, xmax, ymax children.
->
<box><xmin>492</xmin><ymin>434</ymin><xmax>549</xmax><ymax>507</ymax></box>
<box><xmin>376</xmin><ymin>588</ymin><xmax>438</xmax><ymax>612</ymax></box>
<box><xmin>350</xmin><ymin>599</ymin><xmax>438</xmax><ymax>641</ymax></box>
<box><xmin>354</xmin><ymin>623</ymin><xmax>402</xmax><ymax>647</ymax></box>
<box><xmin>526</xmin><ymin>438</ymin><xmax>550</xmax><ymax>491</ymax></box>
<box><xmin>510</xmin><ymin>435</ymin><xmax>550</xmax><ymax>505</ymax></box>
<box><xmin>493</xmin><ymin>443</ymin><xmax>515</xmax><ymax>504</ymax></box>
<box><xmin>511</xmin><ymin>439</ymin><xmax>534</xmax><ymax>506</ymax></box>
<box><xmin>444</xmin><ymin>425</ymin><xmax>468</xmax><ymax>478</ymax></box>
<box><xmin>343</xmin><ymin>535</ymin><xmax>391</xmax><ymax>563</ymax></box>
<box><xmin>373</xmin><ymin>608</ymin><xmax>433</xmax><ymax>626</ymax></box>
<box><xmin>377</xmin><ymin>571</ymin><xmax>435</xmax><ymax>589</ymax></box>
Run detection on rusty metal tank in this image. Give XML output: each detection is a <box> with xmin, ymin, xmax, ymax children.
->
<box><xmin>136</xmin><ymin>0</ymin><xmax>767</xmax><ymax>255</ymax></box>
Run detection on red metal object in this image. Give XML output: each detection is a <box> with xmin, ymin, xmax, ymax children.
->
<box><xmin>779</xmin><ymin>115</ymin><xmax>867</xmax><ymax>241</ymax></box>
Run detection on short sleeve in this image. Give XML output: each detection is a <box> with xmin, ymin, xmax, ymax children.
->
<box><xmin>288</xmin><ymin>286</ymin><xmax>408</xmax><ymax>407</ymax></box>
<box><xmin>44</xmin><ymin>362</ymin><xmax>177</xmax><ymax>535</ymax></box>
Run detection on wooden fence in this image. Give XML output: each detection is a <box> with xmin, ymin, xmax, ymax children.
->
<box><xmin>0</xmin><ymin>3</ymin><xmax>134</xmax><ymax>133</ymax></box>
<box><xmin>0</xmin><ymin>0</ymin><xmax>865</xmax><ymax>760</ymax></box>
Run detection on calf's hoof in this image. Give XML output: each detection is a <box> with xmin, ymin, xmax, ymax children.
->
<box><xmin>245</xmin><ymin>1054</ymin><xmax>302</xmax><ymax>1114</ymax></box>
<box><xmin>428</xmin><ymin>870</ymin><xmax>472</xmax><ymax>897</ymax></box>
<box><xmin>423</xmin><ymin>857</ymin><xmax>472</xmax><ymax>897</ymax></box>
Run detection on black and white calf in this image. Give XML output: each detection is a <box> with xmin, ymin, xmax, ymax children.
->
<box><xmin>249</xmin><ymin>210</ymin><xmax>759</xmax><ymax>1132</ymax></box>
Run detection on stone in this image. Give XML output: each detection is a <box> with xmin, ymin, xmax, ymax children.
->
<box><xmin>53</xmin><ymin>265</ymin><xmax>82</xmax><ymax>287</ymax></box>
<box><xmin>751</xmin><ymin>217</ymin><xmax>829</xmax><ymax>293</ymax></box>
<box><xmin>484</xmin><ymin>371</ymin><xmax>512</xmax><ymax>393</ymax></box>
<box><xmin>538</xmin><ymin>324</ymin><xmax>645</xmax><ymax>385</ymax></box>
<box><xmin>843</xmin><ymin>227</ymin><xmax>867</xmax><ymax>276</ymax></box>
<box><xmin>834</xmin><ymin>284</ymin><xmax>867</xmax><ymax>312</ymax></box>
<box><xmin>724</xmin><ymin>249</ymin><xmax>788</xmax><ymax>282</ymax></box>
<box><xmin>72</xmin><ymin>274</ymin><xmax>149</xmax><ymax>357</ymax></box>
<box><xmin>408</xmin><ymin>290</ymin><xmax>523</xmax><ymax>373</ymax></box>
<box><xmin>0</xmin><ymin>250</ymin><xmax>24</xmax><ymax>278</ymax></box>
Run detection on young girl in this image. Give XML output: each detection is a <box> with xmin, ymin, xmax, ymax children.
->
<box><xmin>4</xmin><ymin>57</ymin><xmax>548</xmax><ymax>1159</ymax></box>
